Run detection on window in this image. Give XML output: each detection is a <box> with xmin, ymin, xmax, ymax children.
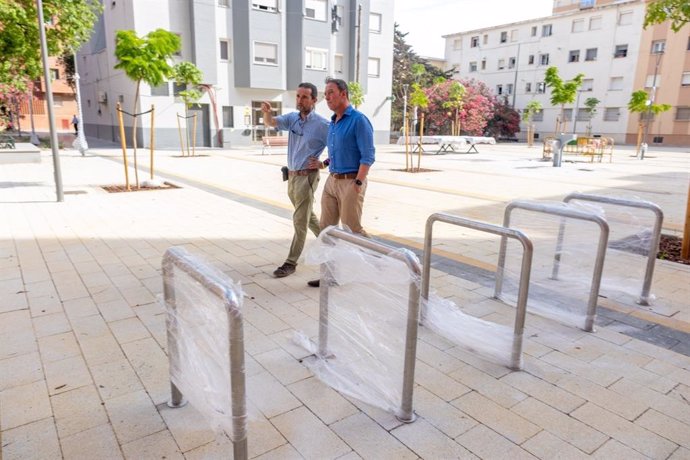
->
<box><xmin>469</xmin><ymin>61</ymin><xmax>477</xmax><ymax>72</ymax></box>
<box><xmin>511</xmin><ymin>29</ymin><xmax>518</xmax><ymax>41</ymax></box>
<box><xmin>481</xmin><ymin>59</ymin><xmax>486</xmax><ymax>70</ymax></box>
<box><xmin>254</xmin><ymin>41</ymin><xmax>278</xmax><ymax>64</ymax></box>
<box><xmin>218</xmin><ymin>0</ymin><xmax>229</xmax><ymax>6</ymax></box>
<box><xmin>53</xmin><ymin>95</ymin><xmax>63</xmax><ymax>106</ymax></box>
<box><xmin>581</xmin><ymin>78</ymin><xmax>593</xmax><ymax>91</ymax></box>
<box><xmin>453</xmin><ymin>38</ymin><xmax>462</xmax><ymax>50</ymax></box>
<box><xmin>369</xmin><ymin>12</ymin><xmax>382</xmax><ymax>33</ymax></box>
<box><xmin>640</xmin><ymin>112</ymin><xmax>655</xmax><ymax>122</ymax></box>
<box><xmin>173</xmin><ymin>33</ymin><xmax>182</xmax><ymax>56</ymax></box>
<box><xmin>687</xmin><ymin>36</ymin><xmax>690</xmax><ymax>50</ymax></box>
<box><xmin>676</xmin><ymin>107</ymin><xmax>690</xmax><ymax>121</ymax></box>
<box><xmin>367</xmin><ymin>57</ymin><xmax>380</xmax><ymax>77</ymax></box>
<box><xmin>305</xmin><ymin>0</ymin><xmax>327</xmax><ymax>20</ymax></box>
<box><xmin>508</xmin><ymin>57</ymin><xmax>516</xmax><ymax>69</ymax></box>
<box><xmin>306</xmin><ymin>47</ymin><xmax>328</xmax><ymax>70</ymax></box>
<box><xmin>585</xmin><ymin>48</ymin><xmax>597</xmax><ymax>61</ymax></box>
<box><xmin>483</xmin><ymin>34</ymin><xmax>488</xmax><ymax>45</ymax></box>
<box><xmin>500</xmin><ymin>31</ymin><xmax>508</xmax><ymax>43</ymax></box>
<box><xmin>539</xmin><ymin>53</ymin><xmax>549</xmax><ymax>65</ymax></box>
<box><xmin>498</xmin><ymin>59</ymin><xmax>505</xmax><ymax>70</ymax></box>
<box><xmin>651</xmin><ymin>40</ymin><xmax>665</xmax><ymax>54</ymax></box>
<box><xmin>645</xmin><ymin>74</ymin><xmax>661</xmax><ymax>88</ymax></box>
<box><xmin>49</xmin><ymin>68</ymin><xmax>59</xmax><ymax>80</ymax></box>
<box><xmin>682</xmin><ymin>71</ymin><xmax>690</xmax><ymax>86</ymax></box>
<box><xmin>533</xmin><ymin>109</ymin><xmax>544</xmax><ymax>121</ymax></box>
<box><xmin>173</xmin><ymin>82</ymin><xmax>186</xmax><ymax>96</ymax></box>
<box><xmin>614</xmin><ymin>44</ymin><xmax>628</xmax><ymax>58</ymax></box>
<box><xmin>531</xmin><ymin>26</ymin><xmax>537</xmax><ymax>37</ymax></box>
<box><xmin>222</xmin><ymin>106</ymin><xmax>234</xmax><ymax>127</ymax></box>
<box><xmin>496</xmin><ymin>84</ymin><xmax>503</xmax><ymax>95</ymax></box>
<box><xmin>618</xmin><ymin>11</ymin><xmax>632</xmax><ymax>25</ymax></box>
<box><xmin>151</xmin><ymin>82</ymin><xmax>169</xmax><ymax>96</ymax></box>
<box><xmin>609</xmin><ymin>76</ymin><xmax>623</xmax><ymax>90</ymax></box>
<box><xmin>589</xmin><ymin>16</ymin><xmax>602</xmax><ymax>30</ymax></box>
<box><xmin>563</xmin><ymin>109</ymin><xmax>573</xmax><ymax>121</ymax></box>
<box><xmin>536</xmin><ymin>82</ymin><xmax>546</xmax><ymax>93</ymax></box>
<box><xmin>528</xmin><ymin>54</ymin><xmax>534</xmax><ymax>65</ymax></box>
<box><xmin>572</xmin><ymin>19</ymin><xmax>584</xmax><ymax>32</ymax></box>
<box><xmin>580</xmin><ymin>0</ymin><xmax>595</xmax><ymax>9</ymax></box>
<box><xmin>471</xmin><ymin>36</ymin><xmax>479</xmax><ymax>47</ymax></box>
<box><xmin>220</xmin><ymin>39</ymin><xmax>230</xmax><ymax>61</ymax></box>
<box><xmin>604</xmin><ymin>108</ymin><xmax>620</xmax><ymax>121</ymax></box>
<box><xmin>334</xmin><ymin>54</ymin><xmax>344</xmax><ymax>74</ymax></box>
<box><xmin>506</xmin><ymin>83</ymin><xmax>513</xmax><ymax>95</ymax></box>
<box><xmin>569</xmin><ymin>50</ymin><xmax>580</xmax><ymax>62</ymax></box>
<box><xmin>252</xmin><ymin>0</ymin><xmax>277</xmax><ymax>12</ymax></box>
<box><xmin>576</xmin><ymin>109</ymin><xmax>590</xmax><ymax>121</ymax></box>
<box><xmin>525</xmin><ymin>82</ymin><xmax>532</xmax><ymax>93</ymax></box>
<box><xmin>542</xmin><ymin>24</ymin><xmax>553</xmax><ymax>37</ymax></box>
<box><xmin>653</xmin><ymin>136</ymin><xmax>663</xmax><ymax>143</ymax></box>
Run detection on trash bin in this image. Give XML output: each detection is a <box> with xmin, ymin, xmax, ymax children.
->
<box><xmin>553</xmin><ymin>133</ymin><xmax>576</xmax><ymax>167</ymax></box>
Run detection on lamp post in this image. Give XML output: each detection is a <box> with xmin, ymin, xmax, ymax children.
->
<box><xmin>73</xmin><ymin>52</ymin><xmax>88</xmax><ymax>155</ymax></box>
<box><xmin>402</xmin><ymin>83</ymin><xmax>409</xmax><ymax>135</ymax></box>
<box><xmin>511</xmin><ymin>43</ymin><xmax>521</xmax><ymax>108</ymax></box>
<box><xmin>572</xmin><ymin>89</ymin><xmax>583</xmax><ymax>135</ymax></box>
<box><xmin>641</xmin><ymin>49</ymin><xmax>663</xmax><ymax>160</ymax></box>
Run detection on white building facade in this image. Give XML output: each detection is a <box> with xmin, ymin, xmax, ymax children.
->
<box><xmin>78</xmin><ymin>0</ymin><xmax>394</xmax><ymax>148</ymax></box>
<box><xmin>443</xmin><ymin>0</ymin><xmax>690</xmax><ymax>146</ymax></box>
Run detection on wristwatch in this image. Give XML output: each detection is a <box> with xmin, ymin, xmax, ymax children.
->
<box><xmin>354</xmin><ymin>179</ymin><xmax>363</xmax><ymax>186</ymax></box>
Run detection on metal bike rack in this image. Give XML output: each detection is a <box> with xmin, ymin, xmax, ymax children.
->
<box><xmin>563</xmin><ymin>192</ymin><xmax>663</xmax><ymax>306</ymax></box>
<box><xmin>317</xmin><ymin>227</ymin><xmax>421</xmax><ymax>423</ymax></box>
<box><xmin>498</xmin><ymin>200</ymin><xmax>609</xmax><ymax>332</ymax></box>
<box><xmin>162</xmin><ymin>247</ymin><xmax>247</xmax><ymax>460</ymax></box>
<box><xmin>421</xmin><ymin>213</ymin><xmax>533</xmax><ymax>370</ymax></box>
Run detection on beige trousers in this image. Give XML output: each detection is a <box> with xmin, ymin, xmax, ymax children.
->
<box><xmin>319</xmin><ymin>175</ymin><xmax>369</xmax><ymax>237</ymax></box>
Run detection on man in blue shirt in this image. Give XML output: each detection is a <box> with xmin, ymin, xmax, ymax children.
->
<box><xmin>306</xmin><ymin>78</ymin><xmax>375</xmax><ymax>287</ymax></box>
<box><xmin>262</xmin><ymin>82</ymin><xmax>329</xmax><ymax>278</ymax></box>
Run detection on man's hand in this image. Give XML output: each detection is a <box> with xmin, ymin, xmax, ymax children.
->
<box><xmin>307</xmin><ymin>157</ymin><xmax>322</xmax><ymax>169</ymax></box>
<box><xmin>260</xmin><ymin>101</ymin><xmax>272</xmax><ymax>114</ymax></box>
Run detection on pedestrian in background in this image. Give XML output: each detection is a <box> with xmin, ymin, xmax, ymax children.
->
<box><xmin>72</xmin><ymin>114</ymin><xmax>79</xmax><ymax>135</ymax></box>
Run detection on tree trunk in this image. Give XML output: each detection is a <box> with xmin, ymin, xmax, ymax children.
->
<box><xmin>131</xmin><ymin>80</ymin><xmax>140</xmax><ymax>188</ymax></box>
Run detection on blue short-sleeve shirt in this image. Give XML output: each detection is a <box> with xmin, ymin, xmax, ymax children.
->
<box><xmin>274</xmin><ymin>111</ymin><xmax>330</xmax><ymax>171</ymax></box>
<box><xmin>327</xmin><ymin>105</ymin><xmax>376</xmax><ymax>174</ymax></box>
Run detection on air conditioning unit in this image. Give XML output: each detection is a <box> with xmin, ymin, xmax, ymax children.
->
<box><xmin>97</xmin><ymin>91</ymin><xmax>108</xmax><ymax>103</ymax></box>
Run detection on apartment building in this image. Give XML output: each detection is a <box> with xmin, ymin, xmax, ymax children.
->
<box><xmin>77</xmin><ymin>0</ymin><xmax>394</xmax><ymax>149</ymax></box>
<box><xmin>443</xmin><ymin>0</ymin><xmax>690</xmax><ymax>146</ymax></box>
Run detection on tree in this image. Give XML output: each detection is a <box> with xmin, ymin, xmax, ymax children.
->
<box><xmin>391</xmin><ymin>24</ymin><xmax>454</xmax><ymax>132</ymax></box>
<box><xmin>486</xmin><ymin>100</ymin><xmax>521</xmax><ymax>139</ymax></box>
<box><xmin>522</xmin><ymin>99</ymin><xmax>542</xmax><ymax>147</ymax></box>
<box><xmin>114</xmin><ymin>28</ymin><xmax>180</xmax><ymax>187</ymax></box>
<box><xmin>172</xmin><ymin>62</ymin><xmax>204</xmax><ymax>156</ymax></box>
<box><xmin>628</xmin><ymin>89</ymin><xmax>671</xmax><ymax>152</ymax></box>
<box><xmin>421</xmin><ymin>79</ymin><xmax>494</xmax><ymax>136</ymax></box>
<box><xmin>348</xmin><ymin>81</ymin><xmax>364</xmax><ymax>108</ymax></box>
<box><xmin>0</xmin><ymin>0</ymin><xmax>101</xmax><ymax>91</ymax></box>
<box><xmin>543</xmin><ymin>66</ymin><xmax>584</xmax><ymax>134</ymax></box>
<box><xmin>441</xmin><ymin>81</ymin><xmax>465</xmax><ymax>136</ymax></box>
<box><xmin>582</xmin><ymin>97</ymin><xmax>600</xmax><ymax>135</ymax></box>
<box><xmin>644</xmin><ymin>0</ymin><xmax>690</xmax><ymax>32</ymax></box>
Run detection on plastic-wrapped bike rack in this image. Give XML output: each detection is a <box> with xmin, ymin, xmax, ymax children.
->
<box><xmin>317</xmin><ymin>227</ymin><xmax>422</xmax><ymax>423</ymax></box>
<box><xmin>498</xmin><ymin>200</ymin><xmax>610</xmax><ymax>332</ymax></box>
<box><xmin>421</xmin><ymin>213</ymin><xmax>533</xmax><ymax>370</ymax></box>
<box><xmin>563</xmin><ymin>192</ymin><xmax>663</xmax><ymax>306</ymax></box>
<box><xmin>162</xmin><ymin>247</ymin><xmax>248</xmax><ymax>460</ymax></box>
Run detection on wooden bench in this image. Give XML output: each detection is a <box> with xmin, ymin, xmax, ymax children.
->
<box><xmin>261</xmin><ymin>135</ymin><xmax>289</xmax><ymax>155</ymax></box>
<box><xmin>0</xmin><ymin>134</ymin><xmax>16</xmax><ymax>149</ymax></box>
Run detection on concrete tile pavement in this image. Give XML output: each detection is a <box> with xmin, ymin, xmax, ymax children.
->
<box><xmin>0</xmin><ymin>141</ymin><xmax>689</xmax><ymax>459</ymax></box>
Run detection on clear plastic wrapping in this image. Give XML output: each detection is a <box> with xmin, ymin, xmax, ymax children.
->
<box><xmin>162</xmin><ymin>248</ymin><xmax>247</xmax><ymax>442</ymax></box>
<box><xmin>298</xmin><ymin>228</ymin><xmax>418</xmax><ymax>416</ymax></box>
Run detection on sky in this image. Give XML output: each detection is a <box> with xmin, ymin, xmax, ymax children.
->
<box><xmin>394</xmin><ymin>0</ymin><xmax>554</xmax><ymax>58</ymax></box>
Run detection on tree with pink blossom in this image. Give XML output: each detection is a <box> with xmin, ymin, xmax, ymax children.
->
<box><xmin>421</xmin><ymin>79</ymin><xmax>495</xmax><ymax>136</ymax></box>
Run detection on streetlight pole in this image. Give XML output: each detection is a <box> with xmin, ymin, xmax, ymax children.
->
<box><xmin>572</xmin><ymin>89</ymin><xmax>582</xmax><ymax>135</ymax></box>
<box><xmin>36</xmin><ymin>0</ymin><xmax>64</xmax><ymax>202</ymax></box>
<box><xmin>511</xmin><ymin>43</ymin><xmax>521</xmax><ymax>108</ymax></box>
<box><xmin>402</xmin><ymin>83</ymin><xmax>409</xmax><ymax>135</ymax></box>
<box><xmin>73</xmin><ymin>52</ymin><xmax>88</xmax><ymax>155</ymax></box>
<box><xmin>641</xmin><ymin>50</ymin><xmax>663</xmax><ymax>160</ymax></box>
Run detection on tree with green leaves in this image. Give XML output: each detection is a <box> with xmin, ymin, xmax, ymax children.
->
<box><xmin>441</xmin><ymin>81</ymin><xmax>465</xmax><ymax>136</ymax></box>
<box><xmin>348</xmin><ymin>81</ymin><xmax>364</xmax><ymax>108</ymax></box>
<box><xmin>521</xmin><ymin>100</ymin><xmax>542</xmax><ymax>147</ymax></box>
<box><xmin>543</xmin><ymin>66</ymin><xmax>584</xmax><ymax>134</ymax></box>
<box><xmin>408</xmin><ymin>82</ymin><xmax>429</xmax><ymax>171</ymax></box>
<box><xmin>628</xmin><ymin>89</ymin><xmax>671</xmax><ymax>153</ymax></box>
<box><xmin>114</xmin><ymin>28</ymin><xmax>180</xmax><ymax>186</ymax></box>
<box><xmin>582</xmin><ymin>97</ymin><xmax>600</xmax><ymax>136</ymax></box>
<box><xmin>172</xmin><ymin>62</ymin><xmax>204</xmax><ymax>156</ymax></box>
<box><xmin>644</xmin><ymin>0</ymin><xmax>689</xmax><ymax>32</ymax></box>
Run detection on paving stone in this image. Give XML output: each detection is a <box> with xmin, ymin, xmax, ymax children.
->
<box><xmin>392</xmin><ymin>417</ymin><xmax>478</xmax><ymax>459</ymax></box>
<box><xmin>669</xmin><ymin>446</ymin><xmax>690</xmax><ymax>459</ymax></box>
<box><xmin>247</xmin><ymin>370</ymin><xmax>302</xmax><ymax>418</ymax></box>
<box><xmin>0</xmin><ymin>351</ymin><xmax>43</xmax><ymax>391</ymax></box>
<box><xmin>331</xmin><ymin>413</ymin><xmax>417</xmax><ymax>459</ymax></box>
<box><xmin>450</xmin><ymin>363</ymin><xmax>527</xmax><ymax>408</ymax></box>
<box><xmin>287</xmin><ymin>376</ymin><xmax>359</xmax><ymax>425</ymax></box>
<box><xmin>0</xmin><ymin>379</ymin><xmax>52</xmax><ymax>430</ymax></box>
<box><xmin>0</xmin><ymin>416</ymin><xmax>61</xmax><ymax>460</ymax></box>
<box><xmin>121</xmin><ymin>337</ymin><xmax>170</xmax><ymax>405</ymax></box>
<box><xmin>108</xmin><ymin>317</ymin><xmax>152</xmax><ymax>344</ymax></box>
<box><xmin>571</xmin><ymin>402</ymin><xmax>677</xmax><ymax>458</ymax></box>
<box><xmin>521</xmin><ymin>430</ymin><xmax>590</xmax><ymax>460</ymax></box>
<box><xmin>104</xmin><ymin>389</ymin><xmax>166</xmax><ymax>444</ymax></box>
<box><xmin>271</xmin><ymin>406</ymin><xmax>351</xmax><ymax>459</ymax></box>
<box><xmin>635</xmin><ymin>409</ymin><xmax>690</xmax><ymax>448</ymax></box>
<box><xmin>51</xmin><ymin>385</ymin><xmax>109</xmax><ymax>438</ymax></box>
<box><xmin>500</xmin><ymin>371</ymin><xmax>585</xmax><ymax>414</ymax></box>
<box><xmin>253</xmin><ymin>443</ymin><xmax>303</xmax><ymax>460</ymax></box>
<box><xmin>590</xmin><ymin>439</ymin><xmax>648</xmax><ymax>460</ymax></box>
<box><xmin>415</xmin><ymin>360</ymin><xmax>471</xmax><ymax>402</ymax></box>
<box><xmin>414</xmin><ymin>386</ymin><xmax>477</xmax><ymax>439</ymax></box>
<box><xmin>60</xmin><ymin>423</ymin><xmax>123</xmax><ymax>460</ymax></box>
<box><xmin>121</xmin><ymin>429</ymin><xmax>184</xmax><ymax>460</ymax></box>
<box><xmin>253</xmin><ymin>347</ymin><xmax>311</xmax><ymax>385</ymax></box>
<box><xmin>44</xmin><ymin>355</ymin><xmax>92</xmax><ymax>395</ymax></box>
<box><xmin>556</xmin><ymin>374</ymin><xmax>648</xmax><ymax>421</ymax></box>
<box><xmin>455</xmin><ymin>424</ymin><xmax>538</xmax><ymax>459</ymax></box>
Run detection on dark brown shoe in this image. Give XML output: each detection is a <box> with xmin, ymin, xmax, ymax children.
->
<box><xmin>307</xmin><ymin>279</ymin><xmax>320</xmax><ymax>287</ymax></box>
<box><xmin>273</xmin><ymin>262</ymin><xmax>296</xmax><ymax>278</ymax></box>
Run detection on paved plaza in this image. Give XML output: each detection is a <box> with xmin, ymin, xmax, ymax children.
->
<box><xmin>1</xmin><ymin>140</ymin><xmax>689</xmax><ymax>459</ymax></box>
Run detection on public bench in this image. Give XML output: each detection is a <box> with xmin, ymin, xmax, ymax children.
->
<box><xmin>261</xmin><ymin>135</ymin><xmax>289</xmax><ymax>155</ymax></box>
<box><xmin>397</xmin><ymin>135</ymin><xmax>496</xmax><ymax>154</ymax></box>
<box><xmin>0</xmin><ymin>134</ymin><xmax>16</xmax><ymax>149</ymax></box>
<box><xmin>543</xmin><ymin>136</ymin><xmax>613</xmax><ymax>163</ymax></box>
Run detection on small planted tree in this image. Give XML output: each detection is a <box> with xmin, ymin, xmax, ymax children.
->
<box><xmin>628</xmin><ymin>89</ymin><xmax>671</xmax><ymax>154</ymax></box>
<box><xmin>583</xmin><ymin>97</ymin><xmax>600</xmax><ymax>136</ymax></box>
<box><xmin>409</xmin><ymin>82</ymin><xmax>429</xmax><ymax>171</ymax></box>
<box><xmin>544</xmin><ymin>66</ymin><xmax>584</xmax><ymax>134</ymax></box>
<box><xmin>522</xmin><ymin>100</ymin><xmax>542</xmax><ymax>147</ymax></box>
<box><xmin>441</xmin><ymin>81</ymin><xmax>465</xmax><ymax>136</ymax></box>
<box><xmin>347</xmin><ymin>81</ymin><xmax>364</xmax><ymax>108</ymax></box>
<box><xmin>172</xmin><ymin>62</ymin><xmax>203</xmax><ymax>156</ymax></box>
<box><xmin>114</xmin><ymin>29</ymin><xmax>180</xmax><ymax>187</ymax></box>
